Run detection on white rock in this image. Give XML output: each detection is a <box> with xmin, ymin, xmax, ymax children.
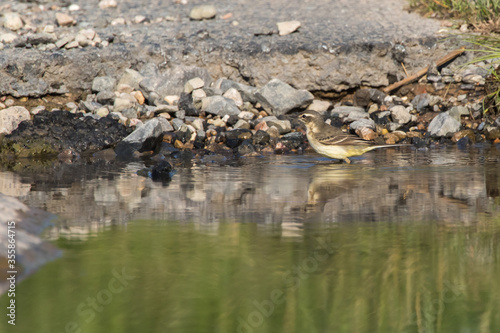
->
<box><xmin>3</xmin><ymin>13</ymin><xmax>24</xmax><ymax>31</ymax></box>
<box><xmin>99</xmin><ymin>0</ymin><xmax>118</xmax><ymax>9</ymax></box>
<box><xmin>184</xmin><ymin>77</ymin><xmax>205</xmax><ymax>93</ymax></box>
<box><xmin>307</xmin><ymin>100</ymin><xmax>331</xmax><ymax>113</ymax></box>
<box><xmin>238</xmin><ymin>111</ymin><xmax>255</xmax><ymax>120</ymax></box>
<box><xmin>69</xmin><ymin>4</ymin><xmax>81</xmax><ymax>11</ymax></box>
<box><xmin>111</xmin><ymin>18</ymin><xmax>126</xmax><ymax>25</ymax></box>
<box><xmin>56</xmin><ymin>13</ymin><xmax>76</xmax><ymax>27</ymax></box>
<box><xmin>192</xmin><ymin>88</ymin><xmax>207</xmax><ymax>101</ymax></box>
<box><xmin>223</xmin><ymin>88</ymin><xmax>243</xmax><ymax>107</ymax></box>
<box><xmin>277</xmin><ymin>21</ymin><xmax>301</xmax><ymax>36</ymax></box>
<box><xmin>0</xmin><ymin>33</ymin><xmax>18</xmax><ymax>44</ymax></box>
<box><xmin>189</xmin><ymin>5</ymin><xmax>217</xmax><ymax>20</ymax></box>
<box><xmin>0</xmin><ymin>106</ymin><xmax>30</xmax><ymax>135</ymax></box>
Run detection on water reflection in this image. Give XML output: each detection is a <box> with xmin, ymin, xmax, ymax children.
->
<box><xmin>0</xmin><ymin>146</ymin><xmax>498</xmax><ymax>239</ymax></box>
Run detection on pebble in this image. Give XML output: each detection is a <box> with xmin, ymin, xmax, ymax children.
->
<box><xmin>350</xmin><ymin>118</ymin><xmax>376</xmax><ymax>131</ymax></box>
<box><xmin>223</xmin><ymin>88</ymin><xmax>243</xmax><ymax>107</ymax></box>
<box><xmin>0</xmin><ymin>106</ymin><xmax>31</xmax><ymax>135</ymax></box>
<box><xmin>184</xmin><ymin>77</ymin><xmax>205</xmax><ymax>93</ymax></box>
<box><xmin>92</xmin><ymin>76</ymin><xmax>117</xmax><ymax>93</ymax></box>
<box><xmin>56</xmin><ymin>13</ymin><xmax>76</xmax><ymax>27</ymax></box>
<box><xmin>255</xmin><ymin>79</ymin><xmax>313</xmax><ymax>116</ymax></box>
<box><xmin>276</xmin><ymin>21</ymin><xmax>301</xmax><ymax>36</ymax></box>
<box><xmin>428</xmin><ymin>112</ymin><xmax>461</xmax><ymax>137</ymax></box>
<box><xmin>307</xmin><ymin>100</ymin><xmax>331</xmax><ymax>113</ymax></box>
<box><xmin>4</xmin><ymin>13</ymin><xmax>24</xmax><ymax>31</ymax></box>
<box><xmin>356</xmin><ymin>127</ymin><xmax>378</xmax><ymax>141</ymax></box>
<box><xmin>0</xmin><ymin>33</ymin><xmax>18</xmax><ymax>44</ymax></box>
<box><xmin>201</xmin><ymin>96</ymin><xmax>240</xmax><ymax>117</ymax></box>
<box><xmin>390</xmin><ymin>105</ymin><xmax>412</xmax><ymax>124</ymax></box>
<box><xmin>99</xmin><ymin>0</ymin><xmax>118</xmax><ymax>9</ymax></box>
<box><xmin>189</xmin><ymin>5</ymin><xmax>217</xmax><ymax>20</ymax></box>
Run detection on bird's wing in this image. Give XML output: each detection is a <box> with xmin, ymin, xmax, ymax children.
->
<box><xmin>317</xmin><ymin>132</ymin><xmax>374</xmax><ymax>147</ymax></box>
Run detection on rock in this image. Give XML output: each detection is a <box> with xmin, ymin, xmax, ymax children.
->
<box><xmin>95</xmin><ymin>107</ymin><xmax>109</xmax><ymax>118</ymax></box>
<box><xmin>192</xmin><ymin>89</ymin><xmax>207</xmax><ymax>102</ymax></box>
<box><xmin>428</xmin><ymin>112</ymin><xmax>461</xmax><ymax>137</ymax></box>
<box><xmin>115</xmin><ymin>117</ymin><xmax>172</xmax><ymax>157</ymax></box>
<box><xmin>55</xmin><ymin>35</ymin><xmax>74</xmax><ymax>48</ymax></box>
<box><xmin>134</xmin><ymin>91</ymin><xmax>145</xmax><ymax>105</ymax></box>
<box><xmin>99</xmin><ymin>0</ymin><xmax>118</xmax><ymax>9</ymax></box>
<box><xmin>253</xmin><ymin>130</ymin><xmax>271</xmax><ymax>145</ymax></box>
<box><xmin>390</xmin><ymin>105</ymin><xmax>412</xmax><ymax>124</ymax></box>
<box><xmin>451</xmin><ymin>129</ymin><xmax>475</xmax><ymax>143</ymax></box>
<box><xmin>307</xmin><ymin>100</ymin><xmax>331</xmax><ymax>113</ymax></box>
<box><xmin>238</xmin><ymin>111</ymin><xmax>255</xmax><ymax>120</ymax></box>
<box><xmin>0</xmin><ymin>33</ymin><xmax>18</xmax><ymax>44</ymax></box>
<box><xmin>184</xmin><ymin>77</ymin><xmax>205</xmax><ymax>93</ymax></box>
<box><xmin>448</xmin><ymin>106</ymin><xmax>469</xmax><ymax>122</ymax></box>
<box><xmin>201</xmin><ymin>96</ymin><xmax>240</xmax><ymax>117</ymax></box>
<box><xmin>280</xmin><ymin>132</ymin><xmax>304</xmax><ymax>149</ymax></box>
<box><xmin>277</xmin><ymin>21</ymin><xmax>301</xmax><ymax>36</ymax></box>
<box><xmin>4</xmin><ymin>13</ymin><xmax>24</xmax><ymax>31</ymax></box>
<box><xmin>118</xmin><ymin>69</ymin><xmax>144</xmax><ymax>90</ymax></box>
<box><xmin>92</xmin><ymin>76</ymin><xmax>117</xmax><ymax>93</ymax></box>
<box><xmin>56</xmin><ymin>13</ymin><xmax>76</xmax><ymax>27</ymax></box>
<box><xmin>223</xmin><ymin>88</ymin><xmax>243</xmax><ymax>107</ymax></box>
<box><xmin>190</xmin><ymin>5</ymin><xmax>217</xmax><ymax>20</ymax></box>
<box><xmin>215</xmin><ymin>79</ymin><xmax>258</xmax><ymax>103</ymax></box>
<box><xmin>0</xmin><ymin>106</ymin><xmax>30</xmax><ymax>135</ymax></box>
<box><xmin>96</xmin><ymin>90</ymin><xmax>116</xmax><ymax>105</ymax></box>
<box><xmin>114</xmin><ymin>93</ymin><xmax>137</xmax><ymax>112</ymax></box>
<box><xmin>349</xmin><ymin>118</ymin><xmax>376</xmax><ymax>131</ymax></box>
<box><xmin>353</xmin><ymin>88</ymin><xmax>386</xmax><ymax>107</ymax></box>
<box><xmin>254</xmin><ymin>79</ymin><xmax>313</xmax><ymax>116</ymax></box>
<box><xmin>233</xmin><ymin>119</ymin><xmax>250</xmax><ymax>129</ymax></box>
<box><xmin>356</xmin><ymin>127</ymin><xmax>378</xmax><ymax>141</ymax></box>
<box><xmin>164</xmin><ymin>95</ymin><xmax>180</xmax><ymax>105</ymax></box>
<box><xmin>171</xmin><ymin>118</ymin><xmax>185</xmax><ymax>131</ymax></box>
<box><xmin>411</xmin><ymin>93</ymin><xmax>430</xmax><ymax>113</ymax></box>
<box><xmin>121</xmin><ymin>108</ymin><xmax>138</xmax><ymax>119</ymax></box>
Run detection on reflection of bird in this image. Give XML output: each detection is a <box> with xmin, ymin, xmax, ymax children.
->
<box><xmin>298</xmin><ymin>110</ymin><xmax>406</xmax><ymax>163</ymax></box>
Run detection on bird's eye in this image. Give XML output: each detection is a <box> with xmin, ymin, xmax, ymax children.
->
<box><xmin>300</xmin><ymin>114</ymin><xmax>307</xmax><ymax>119</ymax></box>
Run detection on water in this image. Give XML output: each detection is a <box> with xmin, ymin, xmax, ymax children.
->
<box><xmin>1</xmin><ymin>146</ymin><xmax>500</xmax><ymax>333</ymax></box>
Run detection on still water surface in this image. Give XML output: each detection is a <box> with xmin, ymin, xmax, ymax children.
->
<box><xmin>1</xmin><ymin>146</ymin><xmax>500</xmax><ymax>333</ymax></box>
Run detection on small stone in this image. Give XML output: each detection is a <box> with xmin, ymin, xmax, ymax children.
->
<box><xmin>254</xmin><ymin>79</ymin><xmax>313</xmax><ymax>116</ymax></box>
<box><xmin>157</xmin><ymin>112</ymin><xmax>171</xmax><ymax>120</ymax></box>
<box><xmin>457</xmin><ymin>94</ymin><xmax>467</xmax><ymax>102</ymax></box>
<box><xmin>3</xmin><ymin>13</ymin><xmax>24</xmax><ymax>31</ymax></box>
<box><xmin>114</xmin><ymin>93</ymin><xmax>137</xmax><ymax>112</ymax></box>
<box><xmin>0</xmin><ymin>106</ymin><xmax>30</xmax><ymax>135</ymax></box>
<box><xmin>69</xmin><ymin>4</ymin><xmax>81</xmax><ymax>11</ymax></box>
<box><xmin>223</xmin><ymin>88</ymin><xmax>243</xmax><ymax>107</ymax></box>
<box><xmin>449</xmin><ymin>106</ymin><xmax>469</xmax><ymax>122</ymax></box>
<box><xmin>134</xmin><ymin>91</ymin><xmax>145</xmax><ymax>105</ymax></box>
<box><xmin>192</xmin><ymin>89</ymin><xmax>207</xmax><ymax>102</ymax></box>
<box><xmin>95</xmin><ymin>107</ymin><xmax>110</xmax><ymax>118</ymax></box>
<box><xmin>96</xmin><ymin>91</ymin><xmax>116</xmax><ymax>105</ymax></box>
<box><xmin>0</xmin><ymin>33</ymin><xmax>18</xmax><ymax>44</ymax></box>
<box><xmin>122</xmin><ymin>108</ymin><xmax>138</xmax><ymax>119</ymax></box>
<box><xmin>65</xmin><ymin>40</ymin><xmax>80</xmax><ymax>49</ymax></box>
<box><xmin>238</xmin><ymin>111</ymin><xmax>255</xmax><ymax>120</ymax></box>
<box><xmin>233</xmin><ymin>119</ymin><xmax>250</xmax><ymax>130</ymax></box>
<box><xmin>390</xmin><ymin>105</ymin><xmax>412</xmax><ymax>124</ymax></box>
<box><xmin>254</xmin><ymin>121</ymin><xmax>269</xmax><ymax>132</ymax></box>
<box><xmin>201</xmin><ymin>96</ymin><xmax>240</xmax><ymax>117</ymax></box>
<box><xmin>266</xmin><ymin>119</ymin><xmax>291</xmax><ymax>135</ymax></box>
<box><xmin>463</xmin><ymin>74</ymin><xmax>484</xmax><ymax>85</ymax></box>
<box><xmin>384</xmin><ymin>132</ymin><xmax>405</xmax><ymax>144</ymax></box>
<box><xmin>134</xmin><ymin>15</ymin><xmax>147</xmax><ymax>24</ymax></box>
<box><xmin>111</xmin><ymin>18</ymin><xmax>126</xmax><ymax>25</ymax></box>
<box><xmin>276</xmin><ymin>21</ymin><xmax>301</xmax><ymax>36</ymax></box>
<box><xmin>428</xmin><ymin>112</ymin><xmax>461</xmax><ymax>137</ymax></box>
<box><xmin>307</xmin><ymin>100</ymin><xmax>331</xmax><ymax>113</ymax></box>
<box><xmin>451</xmin><ymin>129</ymin><xmax>475</xmax><ymax>143</ymax></box>
<box><xmin>184</xmin><ymin>77</ymin><xmax>205</xmax><ymax>93</ymax></box>
<box><xmin>117</xmin><ymin>69</ymin><xmax>144</xmax><ymax>90</ymax></box>
<box><xmin>92</xmin><ymin>76</ymin><xmax>117</xmax><ymax>93</ymax></box>
<box><xmin>55</xmin><ymin>35</ymin><xmax>74</xmax><ymax>48</ymax></box>
<box><xmin>116</xmin><ymin>84</ymin><xmax>134</xmax><ymax>93</ymax></box>
<box><xmin>164</xmin><ymin>95</ymin><xmax>180</xmax><ymax>105</ymax></box>
<box><xmin>356</xmin><ymin>127</ymin><xmax>378</xmax><ymax>141</ymax></box>
<box><xmin>99</xmin><ymin>0</ymin><xmax>118</xmax><ymax>9</ymax></box>
<box><xmin>267</xmin><ymin>126</ymin><xmax>281</xmax><ymax>138</ymax></box>
<box><xmin>56</xmin><ymin>13</ymin><xmax>76</xmax><ymax>27</ymax></box>
<box><xmin>368</xmin><ymin>104</ymin><xmax>379</xmax><ymax>114</ymax></box>
<box><xmin>350</xmin><ymin>118</ymin><xmax>376</xmax><ymax>131</ymax></box>
<box><xmin>189</xmin><ymin>5</ymin><xmax>217</xmax><ymax>20</ymax></box>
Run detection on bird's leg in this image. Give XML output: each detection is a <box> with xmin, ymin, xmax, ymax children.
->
<box><xmin>344</xmin><ymin>157</ymin><xmax>351</xmax><ymax>164</ymax></box>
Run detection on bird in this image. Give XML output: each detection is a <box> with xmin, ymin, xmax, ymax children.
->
<box><xmin>298</xmin><ymin>110</ymin><xmax>406</xmax><ymax>163</ymax></box>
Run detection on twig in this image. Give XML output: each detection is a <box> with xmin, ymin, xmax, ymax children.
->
<box><xmin>401</xmin><ymin>62</ymin><xmax>409</xmax><ymax>77</ymax></box>
<box><xmin>383</xmin><ymin>47</ymin><xmax>466</xmax><ymax>94</ymax></box>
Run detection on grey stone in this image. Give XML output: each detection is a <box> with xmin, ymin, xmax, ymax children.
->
<box><xmin>80</xmin><ymin>100</ymin><xmax>101</xmax><ymax>113</ymax></box>
<box><xmin>121</xmin><ymin>108</ymin><xmax>138</xmax><ymax>119</ymax></box>
<box><xmin>0</xmin><ymin>106</ymin><xmax>30</xmax><ymax>134</ymax></box>
<box><xmin>115</xmin><ymin>117</ymin><xmax>172</xmax><ymax>157</ymax></box>
<box><xmin>172</xmin><ymin>118</ymin><xmax>185</xmax><ymax>131</ymax></box>
<box><xmin>114</xmin><ymin>93</ymin><xmax>136</xmax><ymax>112</ymax></box>
<box><xmin>96</xmin><ymin>90</ymin><xmax>116</xmax><ymax>105</ymax></box>
<box><xmin>215</xmin><ymin>79</ymin><xmax>258</xmax><ymax>103</ymax></box>
<box><xmin>233</xmin><ymin>119</ymin><xmax>251</xmax><ymax>129</ymax></box>
<box><xmin>254</xmin><ymin>79</ymin><xmax>313</xmax><ymax>116</ymax></box>
<box><xmin>390</xmin><ymin>105</ymin><xmax>412</xmax><ymax>124</ymax></box>
<box><xmin>349</xmin><ymin>118</ymin><xmax>376</xmax><ymax>131</ymax></box>
<box><xmin>266</xmin><ymin>119</ymin><xmax>292</xmax><ymax>134</ymax></box>
<box><xmin>92</xmin><ymin>76</ymin><xmax>117</xmax><ymax>93</ymax></box>
<box><xmin>412</xmin><ymin>94</ymin><xmax>429</xmax><ymax>113</ymax></box>
<box><xmin>428</xmin><ymin>112</ymin><xmax>461</xmax><ymax>137</ymax></box>
<box><xmin>449</xmin><ymin>106</ymin><xmax>469</xmax><ymax>122</ymax></box>
<box><xmin>201</xmin><ymin>95</ymin><xmax>240</xmax><ymax>117</ymax></box>
<box><xmin>118</xmin><ymin>69</ymin><xmax>144</xmax><ymax>90</ymax></box>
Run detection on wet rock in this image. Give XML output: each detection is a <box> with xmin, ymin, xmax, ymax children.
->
<box><xmin>253</xmin><ymin>130</ymin><xmax>270</xmax><ymax>145</ymax></box>
<box><xmin>0</xmin><ymin>106</ymin><xmax>30</xmax><ymax>135</ymax></box>
<box><xmin>1</xmin><ymin>110</ymin><xmax>131</xmax><ymax>157</ymax></box>
<box><xmin>237</xmin><ymin>140</ymin><xmax>256</xmax><ymax>155</ymax></box>
<box><xmin>280</xmin><ymin>132</ymin><xmax>304</xmax><ymax>149</ymax></box>
<box><xmin>356</xmin><ymin>127</ymin><xmax>378</xmax><ymax>141</ymax></box>
<box><xmin>3</xmin><ymin>13</ymin><xmax>23</xmax><ymax>31</ymax></box>
<box><xmin>390</xmin><ymin>105</ymin><xmax>412</xmax><ymax>124</ymax></box>
<box><xmin>428</xmin><ymin>112</ymin><xmax>461</xmax><ymax>137</ymax></box>
<box><xmin>190</xmin><ymin>5</ymin><xmax>217</xmax><ymax>20</ymax></box>
<box><xmin>254</xmin><ymin>79</ymin><xmax>313</xmax><ymax>116</ymax></box>
<box><xmin>350</xmin><ymin>118</ymin><xmax>376</xmax><ymax>131</ymax></box>
<box><xmin>234</xmin><ymin>119</ymin><xmax>250</xmax><ymax>129</ymax></box>
<box><xmin>277</xmin><ymin>21</ymin><xmax>301</xmax><ymax>36</ymax></box>
<box><xmin>179</xmin><ymin>92</ymin><xmax>199</xmax><ymax>116</ymax></box>
<box><xmin>202</xmin><ymin>95</ymin><xmax>240</xmax><ymax>117</ymax></box>
<box><xmin>115</xmin><ymin>117</ymin><xmax>172</xmax><ymax>158</ymax></box>
<box><xmin>451</xmin><ymin>129</ymin><xmax>475</xmax><ymax>143</ymax></box>
<box><xmin>92</xmin><ymin>76</ymin><xmax>116</xmax><ymax>93</ymax></box>
<box><xmin>485</xmin><ymin>126</ymin><xmax>500</xmax><ymax>140</ymax></box>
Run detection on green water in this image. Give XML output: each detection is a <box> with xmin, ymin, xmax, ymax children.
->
<box><xmin>3</xmin><ymin>219</ymin><xmax>500</xmax><ymax>333</ymax></box>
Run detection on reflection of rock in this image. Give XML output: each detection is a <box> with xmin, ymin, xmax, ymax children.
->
<box><xmin>0</xmin><ymin>171</ymin><xmax>31</xmax><ymax>197</ymax></box>
<box><xmin>0</xmin><ymin>193</ymin><xmax>59</xmax><ymax>295</ymax></box>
